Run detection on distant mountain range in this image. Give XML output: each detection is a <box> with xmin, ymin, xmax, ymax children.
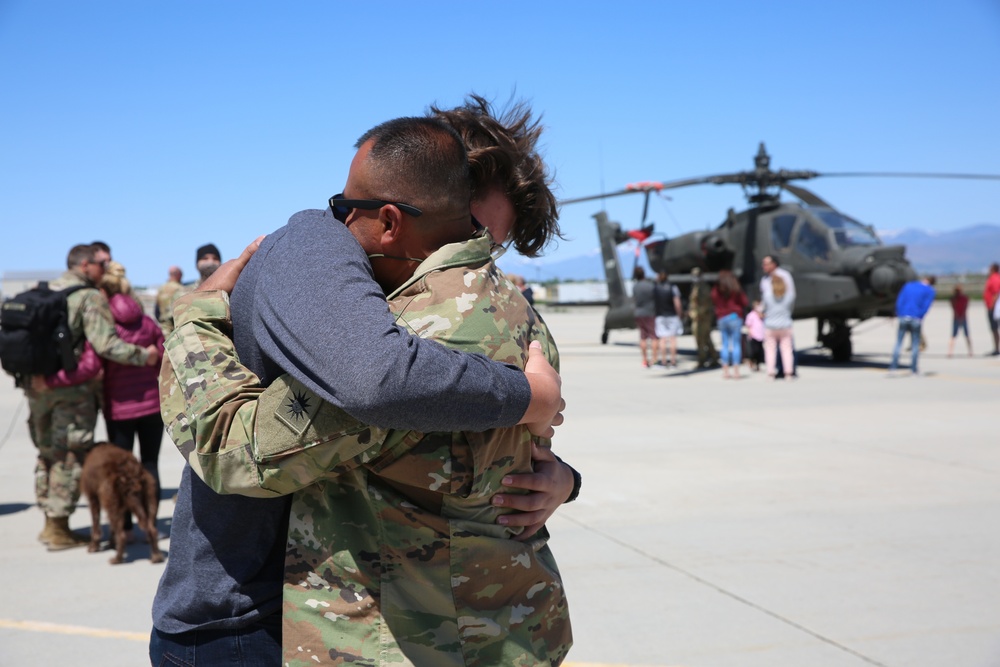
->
<box><xmin>878</xmin><ymin>224</ymin><xmax>1000</xmax><ymax>275</ymax></box>
<box><xmin>499</xmin><ymin>223</ymin><xmax>1000</xmax><ymax>282</ymax></box>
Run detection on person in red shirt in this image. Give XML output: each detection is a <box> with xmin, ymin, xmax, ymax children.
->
<box><xmin>984</xmin><ymin>263</ymin><xmax>1000</xmax><ymax>356</ymax></box>
<box><xmin>947</xmin><ymin>285</ymin><xmax>972</xmax><ymax>357</ymax></box>
<box><xmin>710</xmin><ymin>269</ymin><xmax>748</xmax><ymax>379</ymax></box>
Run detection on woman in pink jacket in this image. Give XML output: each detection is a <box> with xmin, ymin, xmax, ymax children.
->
<box><xmin>100</xmin><ymin>262</ymin><xmax>165</xmax><ymax>536</ymax></box>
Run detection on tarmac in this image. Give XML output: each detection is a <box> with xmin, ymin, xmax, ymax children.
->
<box><xmin>0</xmin><ymin>301</ymin><xmax>997</xmax><ymax>667</ymax></box>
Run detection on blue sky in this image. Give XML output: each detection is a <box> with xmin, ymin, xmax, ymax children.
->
<box><xmin>2</xmin><ymin>1</ymin><xmax>998</xmax><ymax>286</ymax></box>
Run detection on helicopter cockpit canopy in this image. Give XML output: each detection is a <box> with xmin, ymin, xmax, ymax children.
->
<box><xmin>810</xmin><ymin>209</ymin><xmax>881</xmax><ymax>248</ymax></box>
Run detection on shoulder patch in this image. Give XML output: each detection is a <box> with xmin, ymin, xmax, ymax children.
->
<box><xmin>274</xmin><ymin>378</ymin><xmax>322</xmax><ymax>435</ymax></box>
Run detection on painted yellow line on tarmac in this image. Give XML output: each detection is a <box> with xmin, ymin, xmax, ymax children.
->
<box><xmin>0</xmin><ymin>620</ymin><xmax>678</xmax><ymax>666</ymax></box>
<box><xmin>933</xmin><ymin>372</ymin><xmax>1000</xmax><ymax>384</ymax></box>
<box><xmin>0</xmin><ymin>619</ymin><xmax>148</xmax><ymax>642</ymax></box>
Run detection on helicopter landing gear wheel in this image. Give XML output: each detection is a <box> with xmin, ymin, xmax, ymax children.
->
<box><xmin>821</xmin><ymin>319</ymin><xmax>853</xmax><ymax>362</ymax></box>
<box><xmin>831</xmin><ymin>337</ymin><xmax>852</xmax><ymax>363</ymax></box>
<box><xmin>601</xmin><ymin>331</ymin><xmax>609</xmax><ymax>345</ymax></box>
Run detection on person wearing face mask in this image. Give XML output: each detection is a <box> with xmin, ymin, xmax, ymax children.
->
<box><xmin>193</xmin><ymin>243</ymin><xmax>222</xmax><ymax>284</ymax></box>
<box><xmin>158</xmin><ymin>244</ymin><xmax>223</xmax><ymax>335</ymax></box>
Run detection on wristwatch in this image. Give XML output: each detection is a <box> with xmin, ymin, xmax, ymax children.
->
<box><xmin>565</xmin><ymin>465</ymin><xmax>582</xmax><ymax>503</ymax></box>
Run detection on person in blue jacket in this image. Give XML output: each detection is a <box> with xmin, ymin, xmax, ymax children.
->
<box><xmin>889</xmin><ymin>276</ymin><xmax>937</xmax><ymax>375</ymax></box>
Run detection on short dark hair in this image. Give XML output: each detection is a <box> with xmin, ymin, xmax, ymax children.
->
<box><xmin>926</xmin><ymin>275</ymin><xmax>937</xmax><ymax>286</ymax></box>
<box><xmin>67</xmin><ymin>244</ymin><xmax>96</xmax><ymax>269</ymax></box>
<box><xmin>430</xmin><ymin>95</ymin><xmax>561</xmax><ymax>258</ymax></box>
<box><xmin>91</xmin><ymin>241</ymin><xmax>111</xmax><ymax>255</ymax></box>
<box><xmin>764</xmin><ymin>254</ymin><xmax>780</xmax><ymax>267</ymax></box>
<box><xmin>355</xmin><ymin>117</ymin><xmax>470</xmax><ymax>224</ymax></box>
<box><xmin>633</xmin><ymin>266</ymin><xmax>646</xmax><ymax>281</ymax></box>
<box><xmin>991</xmin><ymin>262</ymin><xmax>999</xmax><ymax>274</ymax></box>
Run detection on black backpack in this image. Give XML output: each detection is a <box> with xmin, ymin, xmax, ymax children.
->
<box><xmin>0</xmin><ymin>282</ymin><xmax>87</xmax><ymax>383</ymax></box>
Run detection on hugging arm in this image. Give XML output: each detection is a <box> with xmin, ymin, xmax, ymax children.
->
<box><xmin>160</xmin><ymin>291</ymin><xmax>408</xmax><ymax>497</ymax></box>
<box><xmin>236</xmin><ymin>212</ymin><xmax>543</xmax><ymax>433</ymax></box>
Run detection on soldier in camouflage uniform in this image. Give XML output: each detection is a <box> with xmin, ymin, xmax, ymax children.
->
<box><xmin>26</xmin><ymin>244</ymin><xmax>158</xmax><ymax>550</ymax></box>
<box><xmin>154</xmin><ymin>265</ymin><xmax>184</xmax><ymax>334</ymax></box>
<box><xmin>158</xmin><ymin>244</ymin><xmax>222</xmax><ymax>335</ymax></box>
<box><xmin>688</xmin><ymin>267</ymin><xmax>719</xmax><ymax>368</ymax></box>
<box><xmin>161</xmin><ymin>118</ymin><xmax>572</xmax><ymax>666</ymax></box>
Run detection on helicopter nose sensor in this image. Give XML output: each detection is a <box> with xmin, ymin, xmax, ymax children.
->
<box><xmin>702</xmin><ymin>234</ymin><xmax>728</xmax><ymax>256</ymax></box>
<box><xmin>870</xmin><ymin>264</ymin><xmax>901</xmax><ymax>295</ymax></box>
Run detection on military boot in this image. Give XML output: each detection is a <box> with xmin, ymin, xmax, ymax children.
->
<box><xmin>45</xmin><ymin>517</ymin><xmax>89</xmax><ymax>551</ymax></box>
<box><xmin>37</xmin><ymin>516</ymin><xmax>57</xmax><ymax>545</ymax></box>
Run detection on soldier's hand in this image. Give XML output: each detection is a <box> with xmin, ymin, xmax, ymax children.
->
<box><xmin>30</xmin><ymin>375</ymin><xmax>48</xmax><ymax>392</ymax></box>
<box><xmin>198</xmin><ymin>236</ymin><xmax>266</xmax><ymax>294</ymax></box>
<box><xmin>144</xmin><ymin>345</ymin><xmax>160</xmax><ymax>367</ymax></box>
<box><xmin>519</xmin><ymin>341</ymin><xmax>565</xmax><ymax>439</ymax></box>
<box><xmin>493</xmin><ymin>443</ymin><xmax>574</xmax><ymax>541</ymax></box>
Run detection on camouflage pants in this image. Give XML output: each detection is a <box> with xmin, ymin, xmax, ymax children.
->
<box><xmin>26</xmin><ymin>384</ymin><xmax>99</xmax><ymax>519</ymax></box>
<box><xmin>691</xmin><ymin>319</ymin><xmax>718</xmax><ymax>366</ymax></box>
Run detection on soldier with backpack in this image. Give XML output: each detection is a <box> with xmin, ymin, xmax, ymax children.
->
<box><xmin>2</xmin><ymin>243</ymin><xmax>160</xmax><ymax>550</ymax></box>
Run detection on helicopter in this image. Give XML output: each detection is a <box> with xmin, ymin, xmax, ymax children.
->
<box><xmin>560</xmin><ymin>143</ymin><xmax>1000</xmax><ymax>361</ymax></box>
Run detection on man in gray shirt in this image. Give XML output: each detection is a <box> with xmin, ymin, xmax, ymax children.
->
<box><xmin>633</xmin><ymin>266</ymin><xmax>657</xmax><ymax>367</ymax></box>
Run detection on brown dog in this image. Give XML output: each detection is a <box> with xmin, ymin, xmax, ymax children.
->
<box><xmin>80</xmin><ymin>443</ymin><xmax>164</xmax><ymax>565</ymax></box>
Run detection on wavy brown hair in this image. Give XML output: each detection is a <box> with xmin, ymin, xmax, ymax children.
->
<box><xmin>430</xmin><ymin>95</ymin><xmax>562</xmax><ymax>257</ymax></box>
<box><xmin>716</xmin><ymin>269</ymin><xmax>742</xmax><ymax>297</ymax></box>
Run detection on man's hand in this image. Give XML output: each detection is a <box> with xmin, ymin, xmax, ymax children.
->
<box><xmin>519</xmin><ymin>341</ymin><xmax>565</xmax><ymax>438</ymax></box>
<box><xmin>30</xmin><ymin>375</ymin><xmax>48</xmax><ymax>392</ymax></box>
<box><xmin>144</xmin><ymin>345</ymin><xmax>160</xmax><ymax>367</ymax></box>
<box><xmin>197</xmin><ymin>236</ymin><xmax>266</xmax><ymax>294</ymax></box>
<box><xmin>493</xmin><ymin>443</ymin><xmax>575</xmax><ymax>541</ymax></box>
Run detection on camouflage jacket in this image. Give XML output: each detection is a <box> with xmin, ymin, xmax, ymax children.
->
<box><xmin>688</xmin><ymin>281</ymin><xmax>714</xmax><ymax>320</ymax></box>
<box><xmin>53</xmin><ymin>271</ymin><xmax>149</xmax><ymax>367</ymax></box>
<box><xmin>160</xmin><ymin>234</ymin><xmax>572</xmax><ymax>666</ymax></box>
<box><xmin>155</xmin><ymin>279</ymin><xmax>186</xmax><ymax>334</ymax></box>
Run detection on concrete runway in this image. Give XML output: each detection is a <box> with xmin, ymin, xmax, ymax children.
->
<box><xmin>0</xmin><ymin>302</ymin><xmax>997</xmax><ymax>666</ymax></box>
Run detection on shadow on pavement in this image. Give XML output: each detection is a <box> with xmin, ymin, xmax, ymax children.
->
<box><xmin>0</xmin><ymin>502</ymin><xmax>34</xmax><ymax>516</ymax></box>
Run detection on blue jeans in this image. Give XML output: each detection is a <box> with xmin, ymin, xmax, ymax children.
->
<box><xmin>890</xmin><ymin>317</ymin><xmax>922</xmax><ymax>373</ymax></box>
<box><xmin>718</xmin><ymin>313</ymin><xmax>743</xmax><ymax>366</ymax></box>
<box><xmin>952</xmin><ymin>318</ymin><xmax>968</xmax><ymax>338</ymax></box>
<box><xmin>150</xmin><ymin>617</ymin><xmax>281</xmax><ymax>667</ymax></box>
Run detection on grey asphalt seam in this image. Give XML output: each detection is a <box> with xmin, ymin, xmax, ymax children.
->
<box><xmin>564</xmin><ymin>515</ymin><xmax>890</xmax><ymax>667</ymax></box>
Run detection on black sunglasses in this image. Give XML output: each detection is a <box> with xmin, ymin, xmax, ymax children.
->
<box><xmin>329</xmin><ymin>193</ymin><xmax>423</xmax><ymax>224</ymax></box>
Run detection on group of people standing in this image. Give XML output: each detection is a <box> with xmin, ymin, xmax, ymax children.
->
<box><xmin>14</xmin><ymin>98</ymin><xmax>580</xmax><ymax>666</ymax></box>
<box><xmin>25</xmin><ymin>242</ymin><xmax>164</xmax><ymax>550</ymax></box>
<box><xmin>23</xmin><ymin>240</ymin><xmax>229</xmax><ymax>551</ymax></box>
<box><xmin>895</xmin><ymin>261</ymin><xmax>1000</xmax><ymax>375</ymax></box>
<box><xmin>634</xmin><ymin>254</ymin><xmax>798</xmax><ymax>379</ymax></box>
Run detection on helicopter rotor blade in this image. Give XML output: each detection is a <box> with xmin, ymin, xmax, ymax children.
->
<box><xmin>779</xmin><ymin>183</ymin><xmax>833</xmax><ymax>208</ymax></box>
<box><xmin>557</xmin><ymin>150</ymin><xmax>1000</xmax><ymax>210</ymax></box>
<box><xmin>641</xmin><ymin>191</ymin><xmax>651</xmax><ymax>224</ymax></box>
<box><xmin>818</xmin><ymin>171</ymin><xmax>1000</xmax><ymax>181</ymax></box>
<box><xmin>557</xmin><ymin>174</ymin><xmax>746</xmax><ymax>207</ymax></box>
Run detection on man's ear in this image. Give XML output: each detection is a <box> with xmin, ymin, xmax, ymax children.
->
<box><xmin>379</xmin><ymin>204</ymin><xmax>406</xmax><ymax>247</ymax></box>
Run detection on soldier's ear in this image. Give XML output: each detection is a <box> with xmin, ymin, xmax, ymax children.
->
<box><xmin>379</xmin><ymin>205</ymin><xmax>406</xmax><ymax>247</ymax></box>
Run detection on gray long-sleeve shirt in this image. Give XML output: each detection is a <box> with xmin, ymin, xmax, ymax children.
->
<box><xmin>760</xmin><ymin>267</ymin><xmax>797</xmax><ymax>330</ymax></box>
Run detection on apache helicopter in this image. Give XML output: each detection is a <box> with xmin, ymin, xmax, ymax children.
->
<box><xmin>560</xmin><ymin>143</ymin><xmax>1000</xmax><ymax>361</ymax></box>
